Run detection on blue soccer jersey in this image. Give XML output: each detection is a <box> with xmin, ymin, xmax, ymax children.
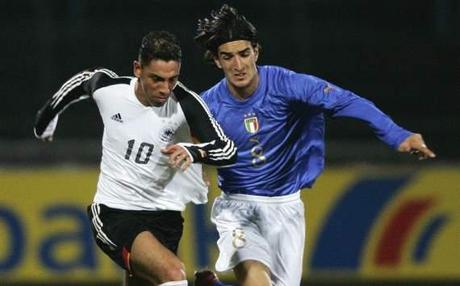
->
<box><xmin>201</xmin><ymin>65</ymin><xmax>412</xmax><ymax>196</ymax></box>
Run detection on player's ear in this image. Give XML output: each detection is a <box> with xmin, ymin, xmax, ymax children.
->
<box><xmin>254</xmin><ymin>46</ymin><xmax>259</xmax><ymax>62</ymax></box>
<box><xmin>133</xmin><ymin>60</ymin><xmax>141</xmax><ymax>77</ymax></box>
<box><xmin>213</xmin><ymin>57</ymin><xmax>222</xmax><ymax>69</ymax></box>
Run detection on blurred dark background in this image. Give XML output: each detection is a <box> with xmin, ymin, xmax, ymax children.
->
<box><xmin>1</xmin><ymin>2</ymin><xmax>459</xmax><ymax>285</ymax></box>
<box><xmin>0</xmin><ymin>0</ymin><xmax>458</xmax><ymax>165</ymax></box>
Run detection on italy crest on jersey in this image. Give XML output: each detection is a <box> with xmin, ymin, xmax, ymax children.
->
<box><xmin>244</xmin><ymin>113</ymin><xmax>259</xmax><ymax>134</ymax></box>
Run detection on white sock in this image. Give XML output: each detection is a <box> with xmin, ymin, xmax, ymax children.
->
<box><xmin>158</xmin><ymin>280</ymin><xmax>188</xmax><ymax>286</ymax></box>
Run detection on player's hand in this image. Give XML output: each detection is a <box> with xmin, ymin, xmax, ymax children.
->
<box><xmin>40</xmin><ymin>135</ymin><xmax>54</xmax><ymax>142</ymax></box>
<box><xmin>161</xmin><ymin>144</ymin><xmax>192</xmax><ymax>170</ymax></box>
<box><xmin>397</xmin><ymin>133</ymin><xmax>436</xmax><ymax>160</ymax></box>
<box><xmin>34</xmin><ymin>128</ymin><xmax>54</xmax><ymax>142</ymax></box>
<box><xmin>34</xmin><ymin>116</ymin><xmax>58</xmax><ymax>142</ymax></box>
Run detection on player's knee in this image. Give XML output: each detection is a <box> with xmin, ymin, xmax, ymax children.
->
<box><xmin>159</xmin><ymin>260</ymin><xmax>186</xmax><ymax>282</ymax></box>
<box><xmin>235</xmin><ymin>260</ymin><xmax>270</xmax><ymax>285</ymax></box>
<box><xmin>131</xmin><ymin>258</ymin><xmax>186</xmax><ymax>285</ymax></box>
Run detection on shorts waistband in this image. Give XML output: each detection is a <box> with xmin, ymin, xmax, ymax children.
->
<box><xmin>221</xmin><ymin>191</ymin><xmax>300</xmax><ymax>203</ymax></box>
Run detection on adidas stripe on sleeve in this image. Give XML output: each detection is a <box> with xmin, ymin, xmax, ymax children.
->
<box><xmin>34</xmin><ymin>68</ymin><xmax>118</xmax><ymax>139</ymax></box>
<box><xmin>174</xmin><ymin>82</ymin><xmax>237</xmax><ymax>166</ymax></box>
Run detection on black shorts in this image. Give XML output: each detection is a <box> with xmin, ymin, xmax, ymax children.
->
<box><xmin>87</xmin><ymin>203</ymin><xmax>184</xmax><ymax>271</ymax></box>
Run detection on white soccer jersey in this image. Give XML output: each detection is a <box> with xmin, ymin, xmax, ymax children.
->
<box><xmin>34</xmin><ymin>68</ymin><xmax>237</xmax><ymax>211</ymax></box>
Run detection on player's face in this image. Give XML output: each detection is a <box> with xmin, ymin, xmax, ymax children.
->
<box><xmin>214</xmin><ymin>40</ymin><xmax>259</xmax><ymax>99</ymax></box>
<box><xmin>133</xmin><ymin>59</ymin><xmax>180</xmax><ymax>106</ymax></box>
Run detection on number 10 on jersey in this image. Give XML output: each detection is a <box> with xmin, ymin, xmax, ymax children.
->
<box><xmin>124</xmin><ymin>139</ymin><xmax>154</xmax><ymax>164</ymax></box>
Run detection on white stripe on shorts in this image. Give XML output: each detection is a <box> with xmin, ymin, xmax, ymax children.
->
<box><xmin>90</xmin><ymin>203</ymin><xmax>118</xmax><ymax>248</ymax></box>
<box><xmin>221</xmin><ymin>191</ymin><xmax>300</xmax><ymax>203</ymax></box>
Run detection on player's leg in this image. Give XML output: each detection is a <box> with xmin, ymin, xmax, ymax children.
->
<box><xmin>88</xmin><ymin>204</ymin><xmax>187</xmax><ymax>286</ymax></box>
<box><xmin>123</xmin><ymin>270</ymin><xmax>152</xmax><ymax>286</ymax></box>
<box><xmin>234</xmin><ymin>260</ymin><xmax>271</xmax><ymax>286</ymax></box>
<box><xmin>210</xmin><ymin>194</ymin><xmax>274</xmax><ymax>286</ymax></box>
<box><xmin>209</xmin><ymin>193</ymin><xmax>304</xmax><ymax>286</ymax></box>
<box><xmin>124</xmin><ymin>271</ymin><xmax>189</xmax><ymax>286</ymax></box>
<box><xmin>261</xmin><ymin>195</ymin><xmax>305</xmax><ymax>286</ymax></box>
<box><xmin>128</xmin><ymin>231</ymin><xmax>187</xmax><ymax>285</ymax></box>
<box><xmin>194</xmin><ymin>269</ymin><xmax>228</xmax><ymax>286</ymax></box>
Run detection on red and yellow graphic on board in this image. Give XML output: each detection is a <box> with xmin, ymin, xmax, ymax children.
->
<box><xmin>0</xmin><ymin>166</ymin><xmax>459</xmax><ymax>282</ymax></box>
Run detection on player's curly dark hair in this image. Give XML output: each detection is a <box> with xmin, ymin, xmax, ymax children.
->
<box><xmin>194</xmin><ymin>4</ymin><xmax>259</xmax><ymax>62</ymax></box>
<box><xmin>138</xmin><ymin>31</ymin><xmax>182</xmax><ymax>66</ymax></box>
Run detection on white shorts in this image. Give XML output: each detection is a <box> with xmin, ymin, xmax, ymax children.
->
<box><xmin>211</xmin><ymin>192</ymin><xmax>305</xmax><ymax>286</ymax></box>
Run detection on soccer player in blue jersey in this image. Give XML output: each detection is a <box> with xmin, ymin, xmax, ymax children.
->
<box><xmin>193</xmin><ymin>4</ymin><xmax>436</xmax><ymax>286</ymax></box>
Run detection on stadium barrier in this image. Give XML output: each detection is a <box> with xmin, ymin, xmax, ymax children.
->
<box><xmin>1</xmin><ymin>166</ymin><xmax>459</xmax><ymax>284</ymax></box>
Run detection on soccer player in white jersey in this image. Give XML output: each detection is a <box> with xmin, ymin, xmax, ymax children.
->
<box><xmin>34</xmin><ymin>31</ymin><xmax>237</xmax><ymax>286</ymax></box>
<box><xmin>193</xmin><ymin>5</ymin><xmax>436</xmax><ymax>286</ymax></box>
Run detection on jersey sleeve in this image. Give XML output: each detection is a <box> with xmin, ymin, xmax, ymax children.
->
<box><xmin>174</xmin><ymin>82</ymin><xmax>237</xmax><ymax>166</ymax></box>
<box><xmin>33</xmin><ymin>68</ymin><xmax>118</xmax><ymax>139</ymax></box>
<box><xmin>281</xmin><ymin>69</ymin><xmax>412</xmax><ymax>149</ymax></box>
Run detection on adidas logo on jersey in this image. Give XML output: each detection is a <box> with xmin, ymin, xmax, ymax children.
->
<box><xmin>110</xmin><ymin>113</ymin><xmax>123</xmax><ymax>123</ymax></box>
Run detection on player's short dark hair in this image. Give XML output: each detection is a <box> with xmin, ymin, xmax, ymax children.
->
<box><xmin>138</xmin><ymin>31</ymin><xmax>182</xmax><ymax>66</ymax></box>
<box><xmin>194</xmin><ymin>4</ymin><xmax>259</xmax><ymax>62</ymax></box>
